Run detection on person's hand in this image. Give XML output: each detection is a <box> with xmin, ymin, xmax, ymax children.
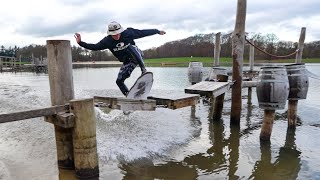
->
<box><xmin>74</xmin><ymin>33</ymin><xmax>81</xmax><ymax>43</ymax></box>
<box><xmin>159</xmin><ymin>30</ymin><xmax>166</xmax><ymax>35</ymax></box>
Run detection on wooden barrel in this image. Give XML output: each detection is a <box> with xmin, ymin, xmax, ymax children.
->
<box><xmin>256</xmin><ymin>66</ymin><xmax>289</xmax><ymax>110</ymax></box>
<box><xmin>285</xmin><ymin>63</ymin><xmax>309</xmax><ymax>100</ymax></box>
<box><xmin>188</xmin><ymin>61</ymin><xmax>203</xmax><ymax>84</ymax></box>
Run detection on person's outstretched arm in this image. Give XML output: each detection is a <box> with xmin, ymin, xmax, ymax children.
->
<box><xmin>74</xmin><ymin>33</ymin><xmax>109</xmax><ymax>51</ymax></box>
<box><xmin>126</xmin><ymin>28</ymin><xmax>166</xmax><ymax>39</ymax></box>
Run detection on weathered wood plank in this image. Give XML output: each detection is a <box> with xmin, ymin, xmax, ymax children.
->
<box><xmin>94</xmin><ymin>96</ymin><xmax>156</xmax><ymax>111</ymax></box>
<box><xmin>0</xmin><ymin>105</ymin><xmax>69</xmax><ymax>124</ymax></box>
<box><xmin>45</xmin><ymin>112</ymin><xmax>75</xmax><ymax>128</ymax></box>
<box><xmin>148</xmin><ymin>94</ymin><xmax>199</xmax><ymax>109</ymax></box>
<box><xmin>185</xmin><ymin>81</ymin><xmax>230</xmax><ymax>97</ymax></box>
<box><xmin>242</xmin><ymin>81</ymin><xmax>257</xmax><ymax>87</ymax></box>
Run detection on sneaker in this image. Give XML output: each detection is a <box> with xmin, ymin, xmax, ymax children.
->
<box><xmin>141</xmin><ymin>68</ymin><xmax>147</xmax><ymax>75</ymax></box>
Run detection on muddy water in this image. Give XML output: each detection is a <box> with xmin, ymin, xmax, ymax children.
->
<box><xmin>0</xmin><ymin>65</ymin><xmax>320</xmax><ymax>180</ymax></box>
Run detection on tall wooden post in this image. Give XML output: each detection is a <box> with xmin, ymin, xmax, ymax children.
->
<box><xmin>70</xmin><ymin>98</ymin><xmax>99</xmax><ymax>178</ymax></box>
<box><xmin>295</xmin><ymin>27</ymin><xmax>306</xmax><ymax>63</ymax></box>
<box><xmin>0</xmin><ymin>57</ymin><xmax>2</xmax><ymax>72</ymax></box>
<box><xmin>214</xmin><ymin>32</ymin><xmax>221</xmax><ymax>66</ymax></box>
<box><xmin>247</xmin><ymin>40</ymin><xmax>254</xmax><ymax>105</ymax></box>
<box><xmin>231</xmin><ymin>0</ymin><xmax>246</xmax><ymax>125</ymax></box>
<box><xmin>213</xmin><ymin>74</ymin><xmax>229</xmax><ymax>120</ymax></box>
<box><xmin>47</xmin><ymin>40</ymin><xmax>75</xmax><ymax>169</ymax></box>
<box><xmin>288</xmin><ymin>100</ymin><xmax>298</xmax><ymax>128</ymax></box>
<box><xmin>260</xmin><ymin>110</ymin><xmax>275</xmax><ymax>141</ymax></box>
<box><xmin>249</xmin><ymin>40</ymin><xmax>254</xmax><ymax>72</ymax></box>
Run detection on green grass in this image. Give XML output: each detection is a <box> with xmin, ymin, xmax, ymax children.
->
<box><xmin>144</xmin><ymin>57</ymin><xmax>320</xmax><ymax>67</ymax></box>
<box><xmin>145</xmin><ymin>57</ymin><xmax>232</xmax><ymax>67</ymax></box>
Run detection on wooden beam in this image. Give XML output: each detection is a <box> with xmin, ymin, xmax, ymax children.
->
<box><xmin>44</xmin><ymin>112</ymin><xmax>75</xmax><ymax>128</ymax></box>
<box><xmin>94</xmin><ymin>96</ymin><xmax>156</xmax><ymax>111</ymax></box>
<box><xmin>148</xmin><ymin>94</ymin><xmax>199</xmax><ymax>110</ymax></box>
<box><xmin>242</xmin><ymin>81</ymin><xmax>257</xmax><ymax>88</ymax></box>
<box><xmin>0</xmin><ymin>105</ymin><xmax>69</xmax><ymax>124</ymax></box>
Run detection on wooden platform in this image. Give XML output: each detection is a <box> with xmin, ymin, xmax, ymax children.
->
<box><xmin>185</xmin><ymin>81</ymin><xmax>231</xmax><ymax>97</ymax></box>
<box><xmin>94</xmin><ymin>94</ymin><xmax>199</xmax><ymax>111</ymax></box>
<box><xmin>148</xmin><ymin>94</ymin><xmax>199</xmax><ymax>110</ymax></box>
<box><xmin>94</xmin><ymin>96</ymin><xmax>156</xmax><ymax>111</ymax></box>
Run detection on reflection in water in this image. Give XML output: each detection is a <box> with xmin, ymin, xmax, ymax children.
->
<box><xmin>228</xmin><ymin>125</ymin><xmax>240</xmax><ymax>179</ymax></box>
<box><xmin>120</xmin><ymin>158</ymin><xmax>198</xmax><ymax>180</ymax></box>
<box><xmin>250</xmin><ymin>128</ymin><xmax>301</xmax><ymax>179</ymax></box>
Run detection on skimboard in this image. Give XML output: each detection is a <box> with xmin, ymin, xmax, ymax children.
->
<box><xmin>126</xmin><ymin>72</ymin><xmax>153</xmax><ymax>99</ymax></box>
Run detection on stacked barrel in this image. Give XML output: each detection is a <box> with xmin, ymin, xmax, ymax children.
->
<box><xmin>256</xmin><ymin>64</ymin><xmax>309</xmax><ymax>140</ymax></box>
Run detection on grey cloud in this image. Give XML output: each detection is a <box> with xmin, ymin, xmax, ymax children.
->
<box><xmin>13</xmin><ymin>1</ymin><xmax>320</xmax><ymax>41</ymax></box>
<box><xmin>15</xmin><ymin>11</ymin><xmax>112</xmax><ymax>37</ymax></box>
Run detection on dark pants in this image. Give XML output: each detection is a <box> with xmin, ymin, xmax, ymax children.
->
<box><xmin>116</xmin><ymin>45</ymin><xmax>146</xmax><ymax>96</ymax></box>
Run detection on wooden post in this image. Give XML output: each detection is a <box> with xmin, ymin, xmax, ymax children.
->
<box><xmin>248</xmin><ymin>40</ymin><xmax>254</xmax><ymax>105</ymax></box>
<box><xmin>288</xmin><ymin>100</ymin><xmax>298</xmax><ymax>128</ymax></box>
<box><xmin>214</xmin><ymin>32</ymin><xmax>221</xmax><ymax>66</ymax></box>
<box><xmin>0</xmin><ymin>57</ymin><xmax>2</xmax><ymax>72</ymax></box>
<box><xmin>260</xmin><ymin>110</ymin><xmax>275</xmax><ymax>141</ymax></box>
<box><xmin>249</xmin><ymin>40</ymin><xmax>254</xmax><ymax>72</ymax></box>
<box><xmin>70</xmin><ymin>98</ymin><xmax>99</xmax><ymax>178</ymax></box>
<box><xmin>231</xmin><ymin>0</ymin><xmax>246</xmax><ymax>125</ymax></box>
<box><xmin>213</xmin><ymin>75</ymin><xmax>229</xmax><ymax>120</ymax></box>
<box><xmin>295</xmin><ymin>27</ymin><xmax>306</xmax><ymax>63</ymax></box>
<box><xmin>47</xmin><ymin>40</ymin><xmax>75</xmax><ymax>169</ymax></box>
<box><xmin>247</xmin><ymin>87</ymin><xmax>252</xmax><ymax>105</ymax></box>
<box><xmin>191</xmin><ymin>105</ymin><xmax>196</xmax><ymax>119</ymax></box>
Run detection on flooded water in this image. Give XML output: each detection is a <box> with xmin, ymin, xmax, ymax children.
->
<box><xmin>0</xmin><ymin>64</ymin><xmax>320</xmax><ymax>180</ymax></box>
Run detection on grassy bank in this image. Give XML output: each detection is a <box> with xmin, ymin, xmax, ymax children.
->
<box><xmin>144</xmin><ymin>57</ymin><xmax>320</xmax><ymax>67</ymax></box>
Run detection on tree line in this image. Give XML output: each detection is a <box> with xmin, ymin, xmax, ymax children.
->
<box><xmin>1</xmin><ymin>32</ymin><xmax>319</xmax><ymax>61</ymax></box>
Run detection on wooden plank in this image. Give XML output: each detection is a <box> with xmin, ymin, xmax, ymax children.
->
<box><xmin>185</xmin><ymin>81</ymin><xmax>230</xmax><ymax>97</ymax></box>
<box><xmin>44</xmin><ymin>112</ymin><xmax>75</xmax><ymax>128</ymax></box>
<box><xmin>94</xmin><ymin>96</ymin><xmax>156</xmax><ymax>111</ymax></box>
<box><xmin>242</xmin><ymin>81</ymin><xmax>257</xmax><ymax>87</ymax></box>
<box><xmin>0</xmin><ymin>105</ymin><xmax>69</xmax><ymax>124</ymax></box>
<box><xmin>148</xmin><ymin>94</ymin><xmax>199</xmax><ymax>109</ymax></box>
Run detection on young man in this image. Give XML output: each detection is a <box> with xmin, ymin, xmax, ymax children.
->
<box><xmin>74</xmin><ymin>21</ymin><xmax>166</xmax><ymax>96</ymax></box>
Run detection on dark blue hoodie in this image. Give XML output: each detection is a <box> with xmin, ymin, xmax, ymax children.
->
<box><xmin>78</xmin><ymin>28</ymin><xmax>160</xmax><ymax>62</ymax></box>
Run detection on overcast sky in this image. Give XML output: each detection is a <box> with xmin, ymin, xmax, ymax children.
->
<box><xmin>1</xmin><ymin>0</ymin><xmax>319</xmax><ymax>50</ymax></box>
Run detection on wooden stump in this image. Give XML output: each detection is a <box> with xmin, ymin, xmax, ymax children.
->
<box><xmin>260</xmin><ymin>110</ymin><xmax>275</xmax><ymax>141</ymax></box>
<box><xmin>288</xmin><ymin>100</ymin><xmax>298</xmax><ymax>128</ymax></box>
<box><xmin>70</xmin><ymin>98</ymin><xmax>99</xmax><ymax>178</ymax></box>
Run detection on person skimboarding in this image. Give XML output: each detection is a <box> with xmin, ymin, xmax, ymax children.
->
<box><xmin>74</xmin><ymin>21</ymin><xmax>166</xmax><ymax>96</ymax></box>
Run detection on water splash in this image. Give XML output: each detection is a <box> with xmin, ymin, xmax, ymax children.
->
<box><xmin>95</xmin><ymin>107</ymin><xmax>198</xmax><ymax>162</ymax></box>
